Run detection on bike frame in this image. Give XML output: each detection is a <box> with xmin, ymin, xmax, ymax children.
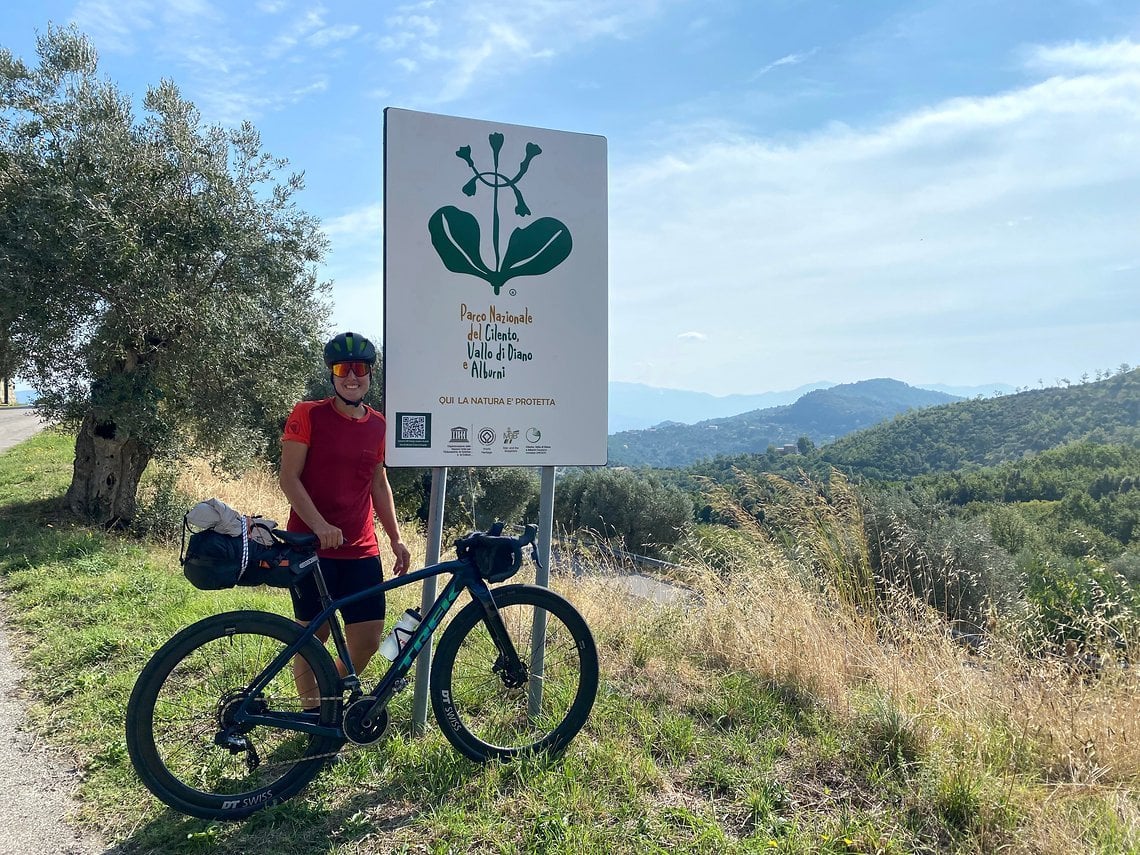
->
<box><xmin>231</xmin><ymin>554</ymin><xmax>523</xmax><ymax>740</ymax></box>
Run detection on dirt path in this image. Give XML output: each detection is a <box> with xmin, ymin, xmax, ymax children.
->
<box><xmin>0</xmin><ymin>619</ymin><xmax>106</xmax><ymax>854</ymax></box>
<box><xmin>0</xmin><ymin>410</ymin><xmax>107</xmax><ymax>853</ymax></box>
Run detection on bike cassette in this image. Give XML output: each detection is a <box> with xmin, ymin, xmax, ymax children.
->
<box><xmin>343</xmin><ymin>698</ymin><xmax>390</xmax><ymax>746</ymax></box>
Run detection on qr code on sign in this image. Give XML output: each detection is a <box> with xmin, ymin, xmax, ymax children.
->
<box><xmin>395</xmin><ymin>412</ymin><xmax>431</xmax><ymax>448</ymax></box>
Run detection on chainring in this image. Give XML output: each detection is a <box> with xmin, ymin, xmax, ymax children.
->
<box><xmin>343</xmin><ymin>698</ymin><xmax>390</xmax><ymax>746</ymax></box>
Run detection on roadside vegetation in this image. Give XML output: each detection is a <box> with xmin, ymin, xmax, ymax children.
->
<box><xmin>4</xmin><ymin>22</ymin><xmax>1137</xmax><ymax>855</ymax></box>
<box><xmin>1</xmin><ymin>432</ymin><xmax>1137</xmax><ymax>854</ymax></box>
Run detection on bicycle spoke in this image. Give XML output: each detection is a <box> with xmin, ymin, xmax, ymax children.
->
<box><xmin>446</xmin><ymin>600</ymin><xmax>583</xmax><ymax>750</ymax></box>
<box><xmin>130</xmin><ymin>614</ymin><xmax>342</xmax><ymax>811</ymax></box>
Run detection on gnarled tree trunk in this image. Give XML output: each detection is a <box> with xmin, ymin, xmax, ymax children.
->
<box><xmin>65</xmin><ymin>411</ymin><xmax>153</xmax><ymax>526</ymax></box>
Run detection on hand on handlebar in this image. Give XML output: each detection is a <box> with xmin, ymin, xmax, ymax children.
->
<box><xmin>312</xmin><ymin>521</ymin><xmax>344</xmax><ymax>551</ymax></box>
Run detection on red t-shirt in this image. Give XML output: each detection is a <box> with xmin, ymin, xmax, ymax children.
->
<box><xmin>282</xmin><ymin>398</ymin><xmax>386</xmax><ymax>559</ymax></box>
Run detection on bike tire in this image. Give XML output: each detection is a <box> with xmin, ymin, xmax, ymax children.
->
<box><xmin>126</xmin><ymin>610</ymin><xmax>342</xmax><ymax>820</ymax></box>
<box><xmin>430</xmin><ymin>584</ymin><xmax>598</xmax><ymax>761</ymax></box>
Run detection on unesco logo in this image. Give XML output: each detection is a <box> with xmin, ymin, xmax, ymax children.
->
<box><xmin>478</xmin><ymin>427</ymin><xmax>496</xmax><ymax>445</ymax></box>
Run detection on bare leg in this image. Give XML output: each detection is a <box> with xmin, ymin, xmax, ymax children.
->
<box><xmin>292</xmin><ymin>620</ymin><xmax>331</xmax><ymax>709</ymax></box>
<box><xmin>340</xmin><ymin>619</ymin><xmax>384</xmax><ymax>677</ymax></box>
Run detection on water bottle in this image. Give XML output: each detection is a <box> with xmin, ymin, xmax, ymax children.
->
<box><xmin>379</xmin><ymin>608</ymin><xmax>422</xmax><ymax>660</ymax></box>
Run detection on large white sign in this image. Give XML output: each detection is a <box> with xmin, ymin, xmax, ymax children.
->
<box><xmin>383</xmin><ymin>108</ymin><xmax>608</xmax><ymax>466</ymax></box>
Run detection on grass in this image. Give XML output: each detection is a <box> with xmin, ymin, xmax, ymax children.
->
<box><xmin>1</xmin><ymin>432</ymin><xmax>1138</xmax><ymax>853</ymax></box>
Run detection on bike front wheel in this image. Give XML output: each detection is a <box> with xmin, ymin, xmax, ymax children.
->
<box><xmin>430</xmin><ymin>584</ymin><xmax>598</xmax><ymax>761</ymax></box>
<box><xmin>126</xmin><ymin>610</ymin><xmax>342</xmax><ymax>820</ymax></box>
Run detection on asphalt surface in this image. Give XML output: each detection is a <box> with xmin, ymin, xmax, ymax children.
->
<box><xmin>0</xmin><ymin>408</ymin><xmax>106</xmax><ymax>854</ymax></box>
<box><xmin>0</xmin><ymin>406</ymin><xmax>47</xmax><ymax>454</ymax></box>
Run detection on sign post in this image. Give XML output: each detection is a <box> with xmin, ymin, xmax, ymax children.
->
<box><xmin>383</xmin><ymin>108</ymin><xmax>606</xmax><ymax>728</ymax></box>
<box><xmin>411</xmin><ymin>466</ymin><xmax>447</xmax><ymax>733</ymax></box>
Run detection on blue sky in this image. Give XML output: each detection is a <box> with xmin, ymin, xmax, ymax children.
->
<box><xmin>4</xmin><ymin>0</ymin><xmax>1139</xmax><ymax>396</ymax></box>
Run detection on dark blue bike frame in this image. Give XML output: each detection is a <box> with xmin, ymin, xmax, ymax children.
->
<box><xmin>230</xmin><ymin>554</ymin><xmax>522</xmax><ymax>740</ymax></box>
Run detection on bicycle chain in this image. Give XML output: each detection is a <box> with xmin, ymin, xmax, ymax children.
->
<box><xmin>225</xmin><ymin>695</ymin><xmax>378</xmax><ymax>771</ymax></box>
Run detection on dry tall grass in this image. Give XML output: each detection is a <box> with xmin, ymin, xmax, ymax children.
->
<box><xmin>578</xmin><ymin>470</ymin><xmax>1140</xmax><ymax>851</ymax></box>
<box><xmin>178</xmin><ymin>461</ymin><xmax>1139</xmax><ymax>851</ymax></box>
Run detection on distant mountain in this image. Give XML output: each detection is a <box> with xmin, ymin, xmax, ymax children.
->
<box><xmin>820</xmin><ymin>370</ymin><xmax>1140</xmax><ymax>480</ymax></box>
<box><xmin>608</xmin><ymin>378</ymin><xmax>959</xmax><ymax>468</ymax></box>
<box><xmin>608</xmin><ymin>381</ymin><xmax>833</xmax><ymax>433</ymax></box>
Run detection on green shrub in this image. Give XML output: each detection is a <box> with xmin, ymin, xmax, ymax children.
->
<box><xmin>554</xmin><ymin>468</ymin><xmax>692</xmax><ymax>557</ymax></box>
<box><xmin>863</xmin><ymin>486</ymin><xmax>1019</xmax><ymax>628</ymax></box>
<box><xmin>130</xmin><ymin>463</ymin><xmax>194</xmax><ymax>544</ymax></box>
<box><xmin>1019</xmin><ymin>555</ymin><xmax>1140</xmax><ymax>653</ymax></box>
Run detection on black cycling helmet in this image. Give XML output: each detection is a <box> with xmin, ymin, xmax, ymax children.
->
<box><xmin>323</xmin><ymin>332</ymin><xmax>377</xmax><ymax>366</ymax></box>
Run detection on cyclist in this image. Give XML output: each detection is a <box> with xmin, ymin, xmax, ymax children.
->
<box><xmin>280</xmin><ymin>332</ymin><xmax>412</xmax><ymax>709</ymax></box>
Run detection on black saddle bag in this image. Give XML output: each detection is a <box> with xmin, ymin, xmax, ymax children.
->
<box><xmin>180</xmin><ymin>518</ymin><xmax>320</xmax><ymax>591</ymax></box>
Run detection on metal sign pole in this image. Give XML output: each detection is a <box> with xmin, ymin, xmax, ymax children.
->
<box><xmin>528</xmin><ymin>465</ymin><xmax>556</xmax><ymax>717</ymax></box>
<box><xmin>411</xmin><ymin>466</ymin><xmax>447</xmax><ymax>733</ymax></box>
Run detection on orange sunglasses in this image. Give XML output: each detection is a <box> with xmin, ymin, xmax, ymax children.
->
<box><xmin>330</xmin><ymin>361</ymin><xmax>372</xmax><ymax>378</ymax></box>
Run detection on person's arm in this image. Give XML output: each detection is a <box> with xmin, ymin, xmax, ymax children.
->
<box><xmin>371</xmin><ymin>465</ymin><xmax>411</xmax><ymax>576</ymax></box>
<box><xmin>279</xmin><ymin>439</ymin><xmax>343</xmax><ymax>551</ymax></box>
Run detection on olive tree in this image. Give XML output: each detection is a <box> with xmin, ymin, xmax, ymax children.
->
<box><xmin>555</xmin><ymin>468</ymin><xmax>693</xmax><ymax>556</ymax></box>
<box><xmin>0</xmin><ymin>26</ymin><xmax>329</xmax><ymax>523</ymax></box>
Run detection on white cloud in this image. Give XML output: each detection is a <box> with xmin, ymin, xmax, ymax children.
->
<box><xmin>380</xmin><ymin>0</ymin><xmax>674</xmax><ymax>102</ymax></box>
<box><xmin>266</xmin><ymin>5</ymin><xmax>327</xmax><ymax>58</ymax></box>
<box><xmin>72</xmin><ymin>0</ymin><xmax>155</xmax><ymax>53</ymax></box>
<box><xmin>164</xmin><ymin>0</ymin><xmax>217</xmax><ymax>20</ymax></box>
<box><xmin>323</xmin><ymin>204</ymin><xmax>384</xmax><ymax>241</ymax></box>
<box><xmin>753</xmin><ymin>48</ymin><xmax>818</xmax><ymax>79</ymax></box>
<box><xmin>609</xmin><ymin>39</ymin><xmax>1140</xmax><ymax>392</ymax></box>
<box><xmin>1027</xmin><ymin>39</ymin><xmax>1140</xmax><ymax>72</ymax></box>
<box><xmin>308</xmin><ymin>24</ymin><xmax>360</xmax><ymax>47</ymax></box>
<box><xmin>677</xmin><ymin>331</ymin><xmax>707</xmax><ymax>341</ymax></box>
<box><xmin>290</xmin><ymin>78</ymin><xmax>328</xmax><ymax>97</ymax></box>
<box><xmin>379</xmin><ymin>11</ymin><xmax>440</xmax><ymax>50</ymax></box>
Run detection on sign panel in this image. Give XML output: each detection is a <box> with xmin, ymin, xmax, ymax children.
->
<box><xmin>383</xmin><ymin>108</ymin><xmax>608</xmax><ymax>466</ymax></box>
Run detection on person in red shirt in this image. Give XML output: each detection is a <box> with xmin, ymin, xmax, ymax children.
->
<box><xmin>280</xmin><ymin>332</ymin><xmax>411</xmax><ymax>708</ymax></box>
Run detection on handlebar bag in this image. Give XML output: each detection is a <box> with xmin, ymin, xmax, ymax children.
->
<box><xmin>456</xmin><ymin>534</ymin><xmax>523</xmax><ymax>583</ymax></box>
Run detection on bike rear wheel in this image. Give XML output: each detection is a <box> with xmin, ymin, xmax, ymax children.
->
<box><xmin>430</xmin><ymin>584</ymin><xmax>598</xmax><ymax>761</ymax></box>
<box><xmin>126</xmin><ymin>610</ymin><xmax>342</xmax><ymax>820</ymax></box>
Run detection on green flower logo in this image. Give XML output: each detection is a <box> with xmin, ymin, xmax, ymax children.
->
<box><xmin>429</xmin><ymin>132</ymin><xmax>572</xmax><ymax>295</ymax></box>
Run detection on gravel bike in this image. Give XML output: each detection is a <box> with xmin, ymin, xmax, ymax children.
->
<box><xmin>126</xmin><ymin>523</ymin><xmax>598</xmax><ymax>820</ymax></box>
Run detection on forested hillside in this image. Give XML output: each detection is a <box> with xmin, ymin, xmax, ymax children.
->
<box><xmin>914</xmin><ymin>440</ymin><xmax>1140</xmax><ymax>560</ymax></box>
<box><xmin>607</xmin><ymin>380</ymin><xmax>832</xmax><ymax>433</ymax></box>
<box><xmin>820</xmin><ymin>369</ymin><xmax>1140</xmax><ymax>479</ymax></box>
<box><xmin>608</xmin><ymin>378</ymin><xmax>957</xmax><ymax>467</ymax></box>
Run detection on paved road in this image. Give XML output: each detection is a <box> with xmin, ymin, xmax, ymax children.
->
<box><xmin>0</xmin><ymin>407</ymin><xmax>46</xmax><ymax>454</ymax></box>
<box><xmin>0</xmin><ymin>409</ymin><xmax>106</xmax><ymax>853</ymax></box>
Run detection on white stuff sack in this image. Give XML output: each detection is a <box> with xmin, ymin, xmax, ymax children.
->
<box><xmin>185</xmin><ymin>498</ymin><xmax>278</xmax><ymax>546</ymax></box>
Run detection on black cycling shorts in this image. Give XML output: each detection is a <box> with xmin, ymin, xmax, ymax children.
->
<box><xmin>290</xmin><ymin>554</ymin><xmax>386</xmax><ymax>625</ymax></box>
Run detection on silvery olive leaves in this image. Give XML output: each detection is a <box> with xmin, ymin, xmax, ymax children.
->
<box><xmin>429</xmin><ymin>132</ymin><xmax>572</xmax><ymax>295</ymax></box>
